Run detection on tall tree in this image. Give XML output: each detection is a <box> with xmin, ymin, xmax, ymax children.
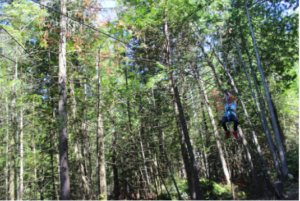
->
<box><xmin>97</xmin><ymin>49</ymin><xmax>107</xmax><ymax>200</ymax></box>
<box><xmin>244</xmin><ymin>0</ymin><xmax>288</xmax><ymax>180</ymax></box>
<box><xmin>58</xmin><ymin>0</ymin><xmax>70</xmax><ymax>198</ymax></box>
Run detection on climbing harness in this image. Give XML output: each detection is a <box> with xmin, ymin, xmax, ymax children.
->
<box><xmin>224</xmin><ymin>96</ymin><xmax>232</xmax><ymax>130</ymax></box>
<box><xmin>224</xmin><ymin>93</ymin><xmax>237</xmax><ymax>127</ymax></box>
<box><xmin>225</xmin><ymin>101</ymin><xmax>231</xmax><ymax>124</ymax></box>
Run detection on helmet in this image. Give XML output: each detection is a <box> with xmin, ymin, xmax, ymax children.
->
<box><xmin>223</xmin><ymin>89</ymin><xmax>229</xmax><ymax>93</ymax></box>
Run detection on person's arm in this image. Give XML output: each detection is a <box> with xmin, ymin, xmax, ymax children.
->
<box><xmin>222</xmin><ymin>97</ymin><xmax>226</xmax><ymax>103</ymax></box>
<box><xmin>223</xmin><ymin>93</ymin><xmax>230</xmax><ymax>103</ymax></box>
<box><xmin>223</xmin><ymin>92</ymin><xmax>234</xmax><ymax>104</ymax></box>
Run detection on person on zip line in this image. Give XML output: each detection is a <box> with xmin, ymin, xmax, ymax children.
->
<box><xmin>221</xmin><ymin>89</ymin><xmax>239</xmax><ymax>140</ymax></box>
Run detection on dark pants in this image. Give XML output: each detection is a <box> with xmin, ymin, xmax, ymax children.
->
<box><xmin>221</xmin><ymin>114</ymin><xmax>238</xmax><ymax>131</ymax></box>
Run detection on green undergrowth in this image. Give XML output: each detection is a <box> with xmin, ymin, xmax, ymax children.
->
<box><xmin>155</xmin><ymin>176</ymin><xmax>248</xmax><ymax>200</ymax></box>
<box><xmin>285</xmin><ymin>144</ymin><xmax>299</xmax><ymax>178</ymax></box>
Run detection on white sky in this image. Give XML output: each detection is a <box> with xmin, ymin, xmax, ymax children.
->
<box><xmin>97</xmin><ymin>0</ymin><xmax>117</xmax><ymax>22</ymax></box>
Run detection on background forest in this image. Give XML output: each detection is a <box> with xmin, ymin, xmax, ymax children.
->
<box><xmin>0</xmin><ymin>0</ymin><xmax>298</xmax><ymax>200</ymax></box>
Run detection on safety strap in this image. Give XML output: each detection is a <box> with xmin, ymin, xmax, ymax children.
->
<box><xmin>225</xmin><ymin>99</ymin><xmax>231</xmax><ymax>124</ymax></box>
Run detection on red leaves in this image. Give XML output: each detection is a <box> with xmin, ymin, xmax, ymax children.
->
<box><xmin>82</xmin><ymin>0</ymin><xmax>91</xmax><ymax>7</ymax></box>
<box><xmin>40</xmin><ymin>30</ymin><xmax>49</xmax><ymax>47</ymax></box>
<box><xmin>73</xmin><ymin>43</ymin><xmax>80</xmax><ymax>50</ymax></box>
<box><xmin>44</xmin><ymin>30</ymin><xmax>48</xmax><ymax>38</ymax></box>
<box><xmin>72</xmin><ymin>36</ymin><xmax>83</xmax><ymax>44</ymax></box>
<box><xmin>106</xmin><ymin>67</ymin><xmax>112</xmax><ymax>75</ymax></box>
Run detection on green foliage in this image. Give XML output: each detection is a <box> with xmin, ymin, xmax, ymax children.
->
<box><xmin>156</xmin><ymin>176</ymin><xmax>189</xmax><ymax>200</ymax></box>
<box><xmin>201</xmin><ymin>178</ymin><xmax>248</xmax><ymax>200</ymax></box>
<box><xmin>157</xmin><ymin>177</ymin><xmax>249</xmax><ymax>200</ymax></box>
<box><xmin>200</xmin><ymin>178</ymin><xmax>232</xmax><ymax>200</ymax></box>
<box><xmin>0</xmin><ymin>0</ymin><xmax>297</xmax><ymax>200</ymax></box>
<box><xmin>286</xmin><ymin>144</ymin><xmax>299</xmax><ymax>177</ymax></box>
<box><xmin>98</xmin><ymin>194</ymin><xmax>105</xmax><ymax>200</ymax></box>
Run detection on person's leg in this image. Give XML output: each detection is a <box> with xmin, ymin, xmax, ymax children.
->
<box><xmin>221</xmin><ymin>116</ymin><xmax>228</xmax><ymax>131</ymax></box>
<box><xmin>229</xmin><ymin>114</ymin><xmax>239</xmax><ymax>139</ymax></box>
<box><xmin>233</xmin><ymin>121</ymin><xmax>238</xmax><ymax>131</ymax></box>
<box><xmin>221</xmin><ymin>116</ymin><xmax>230</xmax><ymax>139</ymax></box>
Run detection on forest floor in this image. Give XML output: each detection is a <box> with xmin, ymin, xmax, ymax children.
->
<box><xmin>254</xmin><ymin>181</ymin><xmax>299</xmax><ymax>200</ymax></box>
<box><xmin>282</xmin><ymin>182</ymin><xmax>299</xmax><ymax>200</ymax></box>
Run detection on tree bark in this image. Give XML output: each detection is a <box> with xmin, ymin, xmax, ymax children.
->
<box><xmin>194</xmin><ymin>70</ymin><xmax>231</xmax><ymax>185</ymax></box>
<box><xmin>111</xmin><ymin>118</ymin><xmax>120</xmax><ymax>198</ymax></box>
<box><xmin>213</xmin><ymin>48</ymin><xmax>260</xmax><ymax>189</ymax></box>
<box><xmin>58</xmin><ymin>0</ymin><xmax>70</xmax><ymax>198</ymax></box>
<box><xmin>38</xmin><ymin>167</ymin><xmax>44</xmax><ymax>200</ymax></box>
<box><xmin>240</xmin><ymin>31</ymin><xmax>282</xmax><ymax>186</ymax></box>
<box><xmin>96</xmin><ymin>49</ymin><xmax>107</xmax><ymax>200</ymax></box>
<box><xmin>198</xmin><ymin>39</ymin><xmax>259</xmax><ymax>188</ymax></box>
<box><xmin>138</xmin><ymin>120</ymin><xmax>152</xmax><ymax>194</ymax></box>
<box><xmin>52</xmin><ymin>97</ymin><xmax>60</xmax><ymax>198</ymax></box>
<box><xmin>10</xmin><ymin>53</ymin><xmax>17</xmax><ymax>200</ymax></box>
<box><xmin>163</xmin><ymin>15</ymin><xmax>202</xmax><ymax>199</ymax></box>
<box><xmin>70</xmin><ymin>77</ymin><xmax>88</xmax><ymax>199</ymax></box>
<box><xmin>270</xmin><ymin>96</ymin><xmax>286</xmax><ymax>152</ymax></box>
<box><xmin>244</xmin><ymin>0</ymin><xmax>288</xmax><ymax>179</ymax></box>
<box><xmin>188</xmin><ymin>85</ymin><xmax>209</xmax><ymax>179</ymax></box>
<box><xmin>50</xmin><ymin>149</ymin><xmax>57</xmax><ymax>200</ymax></box>
<box><xmin>5</xmin><ymin>95</ymin><xmax>9</xmax><ymax>200</ymax></box>
<box><xmin>241</xmin><ymin>26</ymin><xmax>283</xmax><ymax>182</ymax></box>
<box><xmin>172</xmin><ymin>87</ymin><xmax>195</xmax><ymax>198</ymax></box>
<box><xmin>151</xmin><ymin>88</ymin><xmax>182</xmax><ymax>199</ymax></box>
<box><xmin>19</xmin><ymin>67</ymin><xmax>24</xmax><ymax>200</ymax></box>
<box><xmin>233</xmin><ymin>38</ymin><xmax>274</xmax><ymax>191</ymax></box>
<box><xmin>33</xmin><ymin>133</ymin><xmax>37</xmax><ymax>199</ymax></box>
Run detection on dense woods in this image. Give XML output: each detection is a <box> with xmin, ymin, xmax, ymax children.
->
<box><xmin>0</xmin><ymin>0</ymin><xmax>298</xmax><ymax>200</ymax></box>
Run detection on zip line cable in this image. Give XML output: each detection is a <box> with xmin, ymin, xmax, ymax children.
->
<box><xmin>2</xmin><ymin>1</ymin><xmax>168</xmax><ymax>68</ymax></box>
<box><xmin>31</xmin><ymin>0</ymin><xmax>131</xmax><ymax>48</ymax></box>
<box><xmin>0</xmin><ymin>53</ymin><xmax>16</xmax><ymax>63</ymax></box>
<box><xmin>0</xmin><ymin>24</ymin><xmax>26</xmax><ymax>50</ymax></box>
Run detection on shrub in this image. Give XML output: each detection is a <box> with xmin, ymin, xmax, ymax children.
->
<box><xmin>200</xmin><ymin>178</ymin><xmax>232</xmax><ymax>200</ymax></box>
<box><xmin>286</xmin><ymin>144</ymin><xmax>299</xmax><ymax>178</ymax></box>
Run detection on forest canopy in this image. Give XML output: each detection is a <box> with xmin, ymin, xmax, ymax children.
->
<box><xmin>0</xmin><ymin>0</ymin><xmax>298</xmax><ymax>200</ymax></box>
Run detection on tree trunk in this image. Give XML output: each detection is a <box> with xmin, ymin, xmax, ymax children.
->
<box><xmin>213</xmin><ymin>48</ymin><xmax>260</xmax><ymax>189</ymax></box>
<box><xmin>58</xmin><ymin>0</ymin><xmax>70</xmax><ymax>198</ymax></box>
<box><xmin>138</xmin><ymin>120</ymin><xmax>152</xmax><ymax>194</ymax></box>
<box><xmin>33</xmin><ymin>134</ymin><xmax>37</xmax><ymax>199</ymax></box>
<box><xmin>189</xmin><ymin>85</ymin><xmax>209</xmax><ymax>179</ymax></box>
<box><xmin>270</xmin><ymin>96</ymin><xmax>286</xmax><ymax>152</ymax></box>
<box><xmin>201</xmin><ymin>101</ymin><xmax>210</xmax><ymax>179</ymax></box>
<box><xmin>198</xmin><ymin>39</ymin><xmax>256</xmax><ymax>187</ymax></box>
<box><xmin>163</xmin><ymin>16</ymin><xmax>202</xmax><ymax>200</ymax></box>
<box><xmin>85</xmin><ymin>93</ymin><xmax>93</xmax><ymax>197</ymax></box>
<box><xmin>82</xmin><ymin>81</ymin><xmax>91</xmax><ymax>197</ymax></box>
<box><xmin>96</xmin><ymin>49</ymin><xmax>107</xmax><ymax>200</ymax></box>
<box><xmin>5</xmin><ymin>95</ymin><xmax>9</xmax><ymax>201</ymax></box>
<box><xmin>233</xmin><ymin>38</ymin><xmax>274</xmax><ymax>191</ymax></box>
<box><xmin>156</xmin><ymin>162</ymin><xmax>172</xmax><ymax>199</ymax></box>
<box><xmin>195</xmin><ymin>70</ymin><xmax>231</xmax><ymax>185</ymax></box>
<box><xmin>52</xmin><ymin>98</ymin><xmax>60</xmax><ymax>198</ymax></box>
<box><xmin>172</xmin><ymin>88</ymin><xmax>195</xmax><ymax>198</ymax></box>
<box><xmin>111</xmin><ymin>118</ymin><xmax>120</xmax><ymax>198</ymax></box>
<box><xmin>240</xmin><ymin>31</ymin><xmax>281</xmax><ymax>186</ymax></box>
<box><xmin>244</xmin><ymin>0</ymin><xmax>288</xmax><ymax>179</ymax></box>
<box><xmin>151</xmin><ymin>88</ymin><xmax>182</xmax><ymax>199</ymax></box>
<box><xmin>38</xmin><ymin>167</ymin><xmax>44</xmax><ymax>200</ymax></box>
<box><xmin>10</xmin><ymin>53</ymin><xmax>18</xmax><ymax>200</ymax></box>
<box><xmin>70</xmin><ymin>77</ymin><xmax>88</xmax><ymax>199</ymax></box>
<box><xmin>19</xmin><ymin>69</ymin><xmax>24</xmax><ymax>200</ymax></box>
<box><xmin>75</xmin><ymin>141</ymin><xmax>87</xmax><ymax>199</ymax></box>
<box><xmin>50</xmin><ymin>149</ymin><xmax>57</xmax><ymax>200</ymax></box>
